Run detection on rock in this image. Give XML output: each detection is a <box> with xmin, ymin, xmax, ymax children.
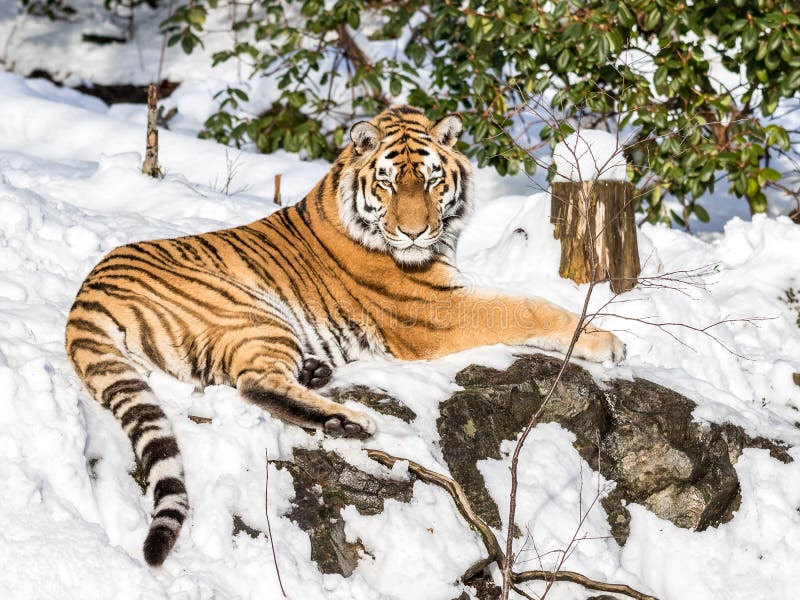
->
<box><xmin>453</xmin><ymin>573</ymin><xmax>501</xmax><ymax>600</ymax></box>
<box><xmin>782</xmin><ymin>288</ymin><xmax>800</xmax><ymax>328</ymax></box>
<box><xmin>232</xmin><ymin>515</ymin><xmax>261</xmax><ymax>539</ymax></box>
<box><xmin>329</xmin><ymin>385</ymin><xmax>417</xmax><ymax>423</ymax></box>
<box><xmin>438</xmin><ymin>356</ymin><xmax>609</xmax><ymax>529</ymax></box>
<box><xmin>275</xmin><ymin>448</ymin><xmax>414</xmax><ymax>576</ymax></box>
<box><xmin>438</xmin><ymin>354</ymin><xmax>790</xmax><ymax>544</ymax></box>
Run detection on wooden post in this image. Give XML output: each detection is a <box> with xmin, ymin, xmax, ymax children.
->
<box><xmin>141</xmin><ymin>83</ymin><xmax>161</xmax><ymax>178</ymax></box>
<box><xmin>273</xmin><ymin>174</ymin><xmax>282</xmax><ymax>206</ymax></box>
<box><xmin>550</xmin><ymin>179</ymin><xmax>640</xmax><ymax>294</ymax></box>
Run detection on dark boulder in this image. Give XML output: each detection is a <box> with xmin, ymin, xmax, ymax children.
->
<box><xmin>439</xmin><ymin>354</ymin><xmax>790</xmax><ymax>543</ymax></box>
<box><xmin>275</xmin><ymin>448</ymin><xmax>414</xmax><ymax>576</ymax></box>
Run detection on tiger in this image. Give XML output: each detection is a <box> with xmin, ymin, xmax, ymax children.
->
<box><xmin>65</xmin><ymin>106</ymin><xmax>624</xmax><ymax>568</ymax></box>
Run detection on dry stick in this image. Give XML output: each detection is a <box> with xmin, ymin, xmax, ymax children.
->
<box><xmin>366</xmin><ymin>449</ymin><xmax>657</xmax><ymax>600</ymax></box>
<box><xmin>503</xmin><ymin>137</ymin><xmax>609</xmax><ymax>599</ymax></box>
<box><xmin>141</xmin><ymin>83</ymin><xmax>162</xmax><ymax>178</ymax></box>
<box><xmin>274</xmin><ymin>174</ymin><xmax>283</xmax><ymax>206</ymax></box>
<box><xmin>500</xmin><ymin>279</ymin><xmax>597</xmax><ymax>599</ymax></box>
<box><xmin>265</xmin><ymin>449</ymin><xmax>287</xmax><ymax>598</ymax></box>
<box><xmin>591</xmin><ymin>313</ymin><xmax>772</xmax><ymax>360</ymax></box>
<box><xmin>513</xmin><ymin>570</ymin><xmax>657</xmax><ymax>600</ymax></box>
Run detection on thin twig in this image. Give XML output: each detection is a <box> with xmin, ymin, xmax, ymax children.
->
<box><xmin>265</xmin><ymin>448</ymin><xmax>287</xmax><ymax>598</ymax></box>
<box><xmin>501</xmin><ymin>280</ymin><xmax>598</xmax><ymax>598</ymax></box>
<box><xmin>591</xmin><ymin>313</ymin><xmax>774</xmax><ymax>359</ymax></box>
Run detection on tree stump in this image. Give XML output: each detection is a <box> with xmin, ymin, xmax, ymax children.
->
<box><xmin>550</xmin><ymin>180</ymin><xmax>640</xmax><ymax>294</ymax></box>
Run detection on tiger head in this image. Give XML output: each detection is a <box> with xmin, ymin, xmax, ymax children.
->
<box><xmin>338</xmin><ymin>107</ymin><xmax>473</xmax><ymax>267</ymax></box>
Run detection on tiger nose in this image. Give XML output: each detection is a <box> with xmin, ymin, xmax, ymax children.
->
<box><xmin>397</xmin><ymin>225</ymin><xmax>427</xmax><ymax>240</ymax></box>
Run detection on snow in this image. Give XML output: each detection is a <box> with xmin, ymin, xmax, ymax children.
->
<box><xmin>1</xmin><ymin>69</ymin><xmax>798</xmax><ymax>600</ymax></box>
<box><xmin>552</xmin><ymin>129</ymin><xmax>629</xmax><ymax>182</ymax></box>
<box><xmin>341</xmin><ymin>482</ymin><xmax>485</xmax><ymax>599</ymax></box>
<box><xmin>0</xmin><ymin>14</ymin><xmax>800</xmax><ymax>600</ymax></box>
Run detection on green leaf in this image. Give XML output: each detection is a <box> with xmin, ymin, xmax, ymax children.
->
<box><xmin>693</xmin><ymin>203</ymin><xmax>710</xmax><ymax>222</ymax></box>
<box><xmin>555</xmin><ymin>49</ymin><xmax>570</xmax><ymax>71</ymax></box>
<box><xmin>181</xmin><ymin>34</ymin><xmax>195</xmax><ymax>54</ymax></box>
<box><xmin>670</xmin><ymin>209</ymin><xmax>686</xmax><ymax>228</ymax></box>
<box><xmin>406</xmin><ymin>42</ymin><xmax>425</xmax><ymax>67</ymax></box>
<box><xmin>187</xmin><ymin>7</ymin><xmax>206</xmax><ymax>27</ymax></box>
<box><xmin>742</xmin><ymin>25</ymin><xmax>757</xmax><ymax>51</ymax></box>
<box><xmin>347</xmin><ymin>10</ymin><xmax>360</xmax><ymax>30</ymax></box>
<box><xmin>761</xmin><ymin>167</ymin><xmax>781</xmax><ymax>182</ymax></box>
<box><xmin>746</xmin><ymin>177</ymin><xmax>759</xmax><ymax>197</ymax></box>
<box><xmin>643</xmin><ymin>9</ymin><xmax>660</xmax><ymax>31</ymax></box>
<box><xmin>654</xmin><ymin>65</ymin><xmax>668</xmax><ymax>90</ymax></box>
<box><xmin>749</xmin><ymin>192</ymin><xmax>767</xmax><ymax>213</ymax></box>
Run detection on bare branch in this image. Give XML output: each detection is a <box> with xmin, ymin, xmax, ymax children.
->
<box><xmin>500</xmin><ymin>280</ymin><xmax>599</xmax><ymax>598</ymax></box>
<box><xmin>591</xmin><ymin>313</ymin><xmax>774</xmax><ymax>359</ymax></box>
<box><xmin>365</xmin><ymin>449</ymin><xmax>658</xmax><ymax>600</ymax></box>
<box><xmin>265</xmin><ymin>449</ymin><xmax>287</xmax><ymax>598</ymax></box>
<box><xmin>513</xmin><ymin>570</ymin><xmax>657</xmax><ymax>600</ymax></box>
<box><xmin>365</xmin><ymin>449</ymin><xmax>505</xmax><ymax>574</ymax></box>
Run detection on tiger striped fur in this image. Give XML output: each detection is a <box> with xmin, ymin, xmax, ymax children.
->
<box><xmin>65</xmin><ymin>106</ymin><xmax>624</xmax><ymax>567</ymax></box>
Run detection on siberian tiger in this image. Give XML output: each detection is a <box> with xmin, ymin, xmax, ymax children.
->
<box><xmin>65</xmin><ymin>106</ymin><xmax>624</xmax><ymax>567</ymax></box>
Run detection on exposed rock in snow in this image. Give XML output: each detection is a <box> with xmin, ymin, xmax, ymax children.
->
<box><xmin>278</xmin><ymin>353</ymin><xmax>791</xmax><ymax>587</ymax></box>
<box><xmin>444</xmin><ymin>354</ymin><xmax>790</xmax><ymax>543</ymax></box>
<box><xmin>276</xmin><ymin>448</ymin><xmax>414</xmax><ymax>577</ymax></box>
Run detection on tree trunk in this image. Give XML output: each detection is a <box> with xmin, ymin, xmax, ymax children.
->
<box><xmin>141</xmin><ymin>83</ymin><xmax>161</xmax><ymax>178</ymax></box>
<box><xmin>550</xmin><ymin>180</ymin><xmax>640</xmax><ymax>294</ymax></box>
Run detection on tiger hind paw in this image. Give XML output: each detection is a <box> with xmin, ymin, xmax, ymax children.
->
<box><xmin>324</xmin><ymin>413</ymin><xmax>374</xmax><ymax>439</ymax></box>
<box><xmin>299</xmin><ymin>357</ymin><xmax>333</xmax><ymax>389</ymax></box>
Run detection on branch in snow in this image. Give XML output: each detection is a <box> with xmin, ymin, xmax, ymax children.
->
<box><xmin>265</xmin><ymin>449</ymin><xmax>287</xmax><ymax>598</ymax></box>
<box><xmin>512</xmin><ymin>569</ymin><xmax>657</xmax><ymax>600</ymax></box>
<box><xmin>365</xmin><ymin>448</ymin><xmax>659</xmax><ymax>600</ymax></box>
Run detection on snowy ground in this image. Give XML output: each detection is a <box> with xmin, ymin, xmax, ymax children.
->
<box><xmin>1</xmin><ymin>6</ymin><xmax>800</xmax><ymax>599</ymax></box>
<box><xmin>2</xmin><ymin>69</ymin><xmax>800</xmax><ymax>600</ymax></box>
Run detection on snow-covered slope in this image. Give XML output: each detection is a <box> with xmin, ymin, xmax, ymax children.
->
<box><xmin>1</xmin><ymin>71</ymin><xmax>800</xmax><ymax>599</ymax></box>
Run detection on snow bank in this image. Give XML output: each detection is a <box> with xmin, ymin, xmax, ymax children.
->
<box><xmin>1</xmin><ymin>70</ymin><xmax>799</xmax><ymax>600</ymax></box>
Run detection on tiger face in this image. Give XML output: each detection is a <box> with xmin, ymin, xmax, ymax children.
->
<box><xmin>338</xmin><ymin>107</ymin><xmax>473</xmax><ymax>266</ymax></box>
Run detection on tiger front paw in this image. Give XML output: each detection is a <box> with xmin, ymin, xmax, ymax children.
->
<box><xmin>573</xmin><ymin>326</ymin><xmax>626</xmax><ymax>363</ymax></box>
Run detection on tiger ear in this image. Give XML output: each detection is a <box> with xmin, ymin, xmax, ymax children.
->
<box><xmin>432</xmin><ymin>114</ymin><xmax>463</xmax><ymax>147</ymax></box>
<box><xmin>350</xmin><ymin>121</ymin><xmax>381</xmax><ymax>154</ymax></box>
